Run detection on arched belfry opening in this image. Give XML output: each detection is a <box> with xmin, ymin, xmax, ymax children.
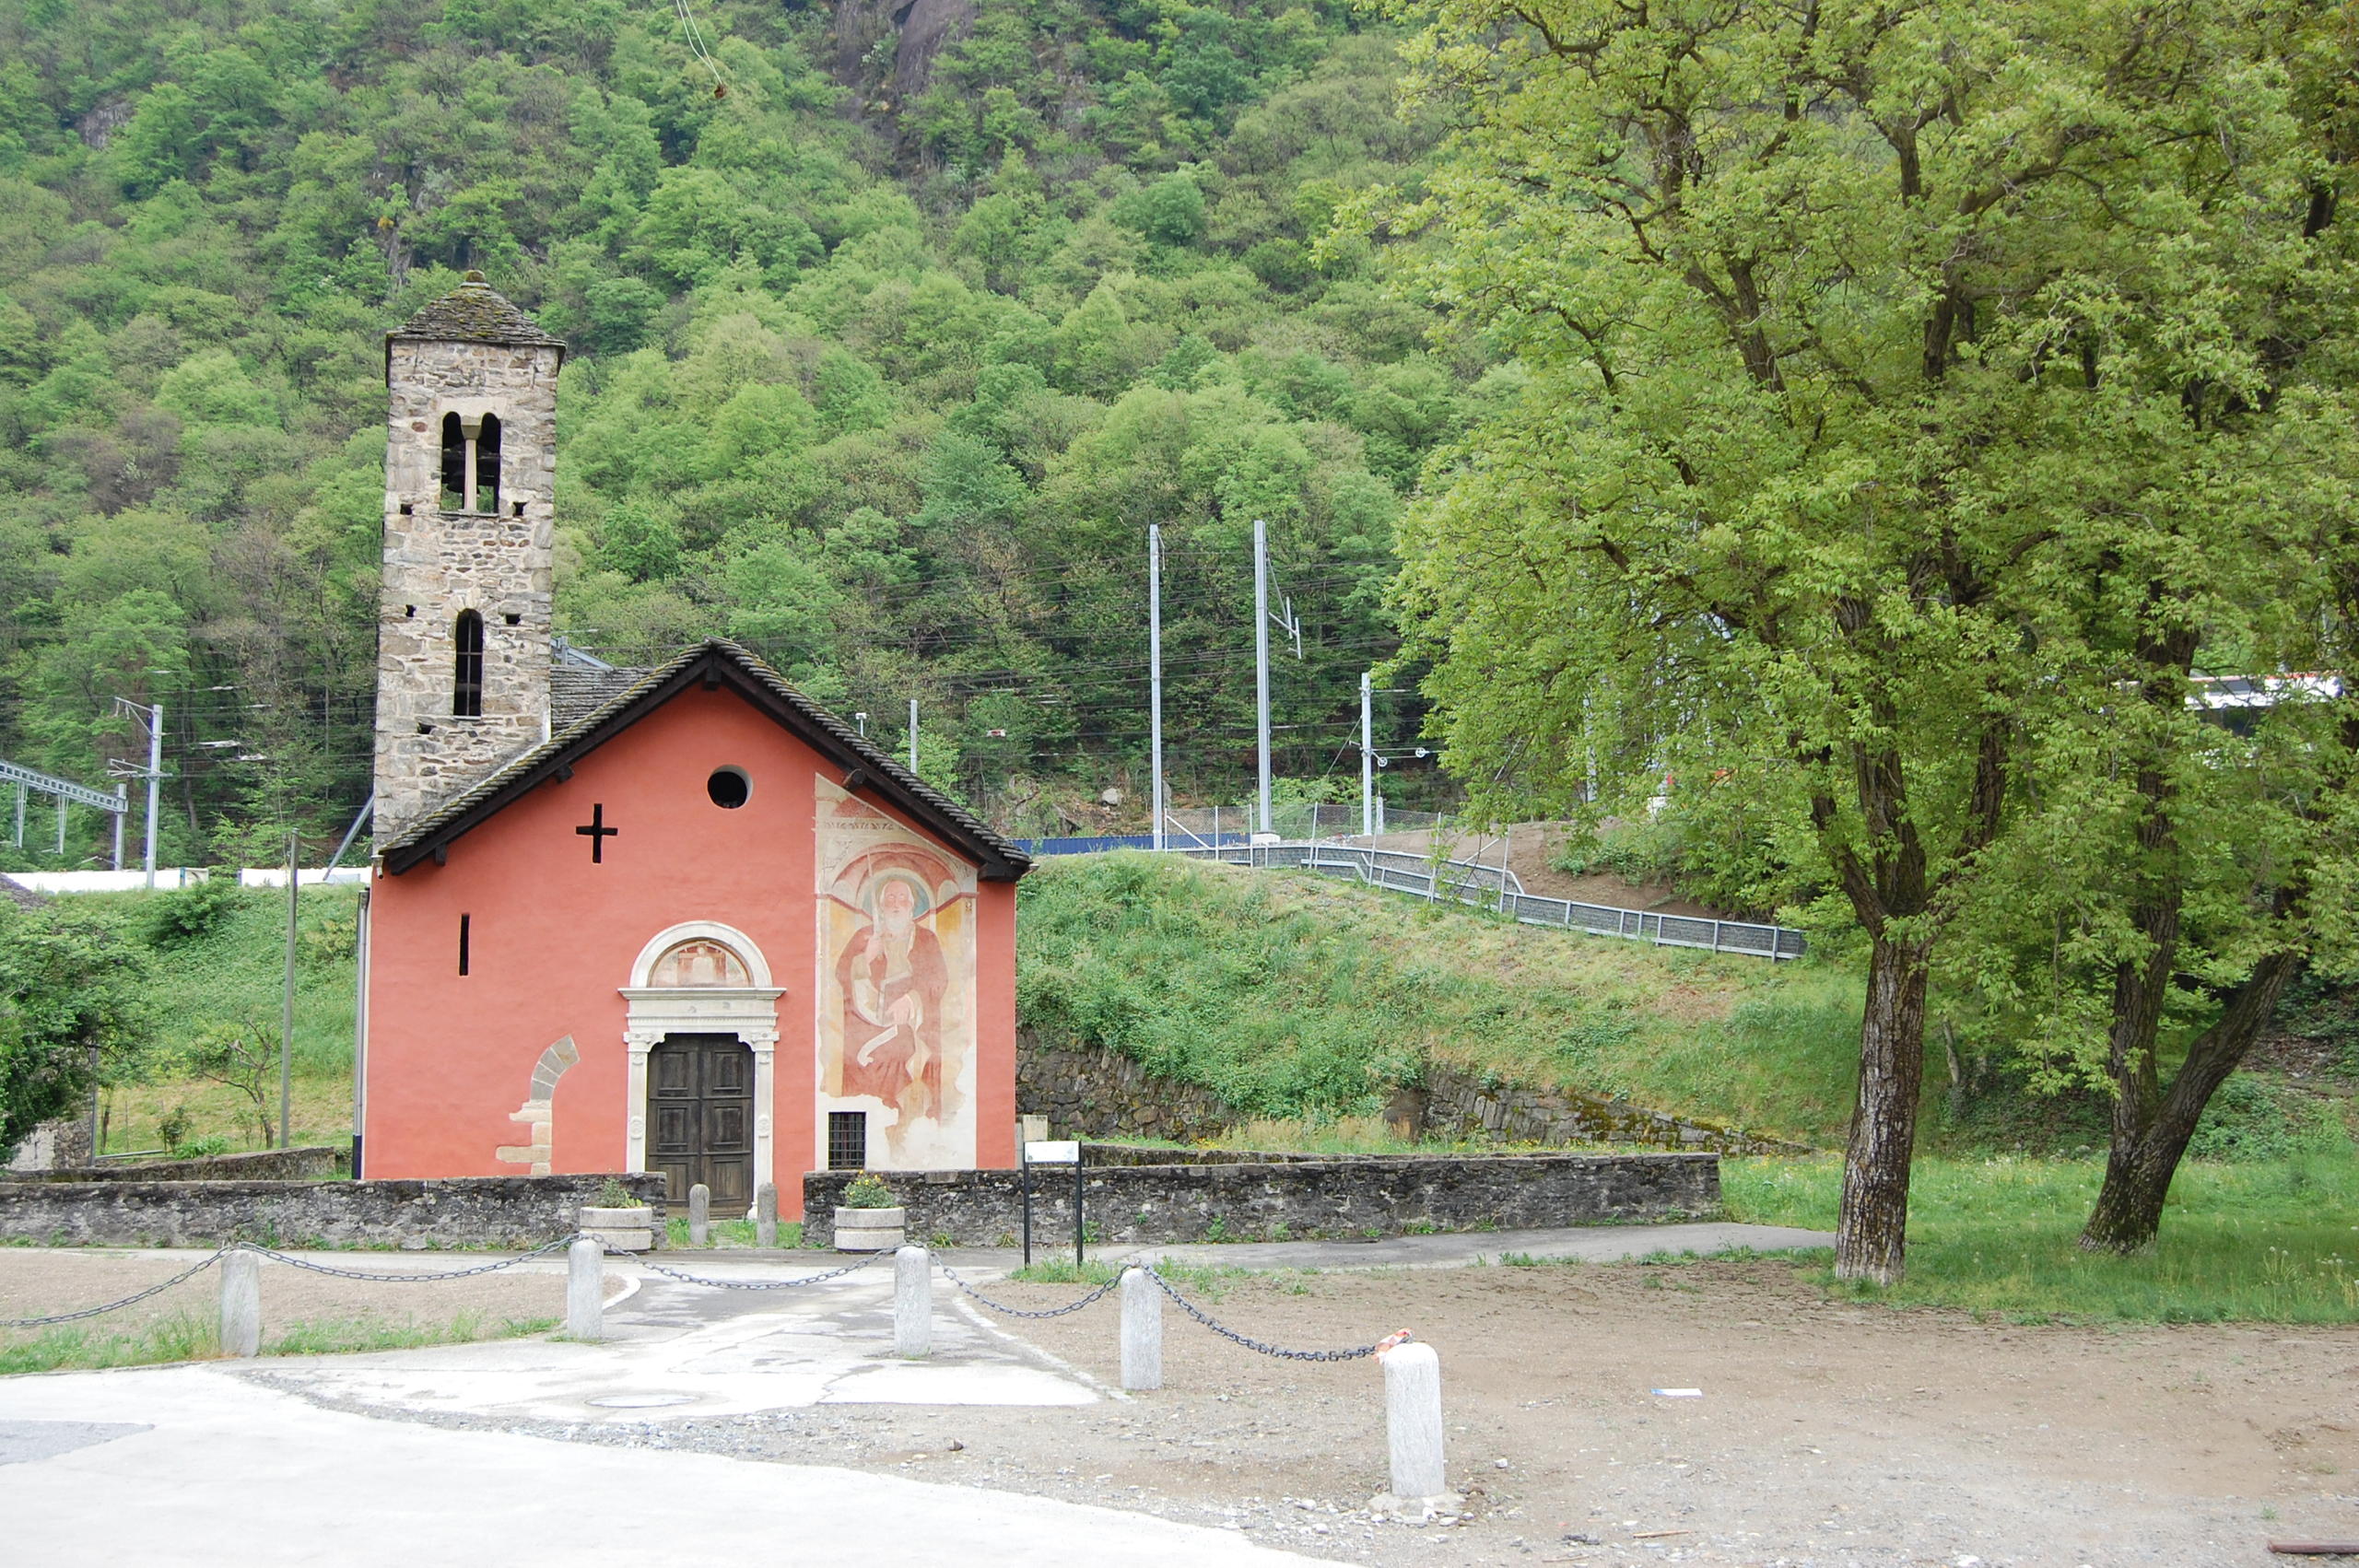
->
<box><xmin>476</xmin><ymin>412</ymin><xmax>501</xmax><ymax>513</ymax></box>
<box><xmin>440</xmin><ymin>413</ymin><xmax>465</xmax><ymax>509</ymax></box>
<box><xmin>452</xmin><ymin>609</ymin><xmax>485</xmax><ymax>717</ymax></box>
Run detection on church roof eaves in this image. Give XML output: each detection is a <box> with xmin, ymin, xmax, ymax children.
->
<box><xmin>377</xmin><ymin>639</ymin><xmax>1032</xmax><ymax>882</ymax></box>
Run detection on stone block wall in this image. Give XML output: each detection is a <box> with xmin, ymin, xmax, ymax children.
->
<box><xmin>803</xmin><ymin>1152</ymin><xmax>1719</xmax><ymax>1247</ymax></box>
<box><xmin>375</xmin><ymin>337</ymin><xmax>561</xmax><ymax>840</ymax></box>
<box><xmin>1016</xmin><ymin>1036</ymin><xmax>1808</xmax><ymax>1156</ymax></box>
<box><xmin>16</xmin><ymin>1145</ymin><xmax>345</xmax><ymax>1184</ymax></box>
<box><xmin>1417</xmin><ymin>1066</ymin><xmax>1811</xmax><ymax>1155</ymax></box>
<box><xmin>1017</xmin><ymin>1036</ymin><xmax>1239</xmax><ymax>1142</ymax></box>
<box><xmin>0</xmin><ymin>1172</ymin><xmax>667</xmax><ymax>1248</ymax></box>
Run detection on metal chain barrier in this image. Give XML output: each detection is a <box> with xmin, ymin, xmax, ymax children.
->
<box><xmin>241</xmin><ymin>1234</ymin><xmax>583</xmax><ymax>1282</ymax></box>
<box><xmin>0</xmin><ymin>1244</ymin><xmax>239</xmax><ymax>1329</ymax></box>
<box><xmin>630</xmin><ymin>1246</ymin><xmax>891</xmax><ymax>1290</ymax></box>
<box><xmin>939</xmin><ymin>1264</ymin><xmax>1123</xmax><ymax>1318</ymax></box>
<box><xmin>1143</xmin><ymin>1267</ymin><xmax>1405</xmax><ymax>1362</ymax></box>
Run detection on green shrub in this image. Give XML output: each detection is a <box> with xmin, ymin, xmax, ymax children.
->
<box><xmin>142</xmin><ymin>877</ymin><xmax>246</xmax><ymax>946</ymax></box>
<box><xmin>842</xmin><ymin>1173</ymin><xmax>897</xmax><ymax>1209</ymax></box>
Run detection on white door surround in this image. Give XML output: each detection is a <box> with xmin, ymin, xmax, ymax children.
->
<box><xmin>619</xmin><ymin>920</ymin><xmax>783</xmax><ymax>1206</ymax></box>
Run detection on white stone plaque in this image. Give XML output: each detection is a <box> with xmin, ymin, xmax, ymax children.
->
<box><xmin>1026</xmin><ymin>1140</ymin><xmax>1080</xmax><ymax>1165</ymax></box>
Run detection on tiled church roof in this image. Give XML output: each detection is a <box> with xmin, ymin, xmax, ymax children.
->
<box><xmin>550</xmin><ymin>640</ymin><xmax>646</xmax><ymax>729</ymax></box>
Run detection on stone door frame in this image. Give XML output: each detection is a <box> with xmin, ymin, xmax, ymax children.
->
<box><xmin>620</xmin><ymin>920</ymin><xmax>782</xmax><ymax>1211</ymax></box>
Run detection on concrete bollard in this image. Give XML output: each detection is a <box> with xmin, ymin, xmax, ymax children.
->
<box><xmin>755</xmin><ymin>1182</ymin><xmax>779</xmax><ymax>1249</ymax></box>
<box><xmin>218</xmin><ymin>1249</ymin><xmax>261</xmax><ymax>1359</ymax></box>
<box><xmin>1383</xmin><ymin>1341</ymin><xmax>1446</xmax><ymax>1503</ymax></box>
<box><xmin>893</xmin><ymin>1245</ymin><xmax>932</xmax><ymax>1359</ymax></box>
<box><xmin>1121</xmin><ymin>1267</ymin><xmax>1162</xmax><ymax>1391</ymax></box>
<box><xmin>687</xmin><ymin>1182</ymin><xmax>710</xmax><ymax>1247</ymax></box>
<box><xmin>567</xmin><ymin>1237</ymin><xmax>605</xmax><ymax>1341</ymax></box>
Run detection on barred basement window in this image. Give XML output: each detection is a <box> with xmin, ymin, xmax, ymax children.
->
<box><xmin>452</xmin><ymin>610</ymin><xmax>485</xmax><ymax>717</ymax></box>
<box><xmin>827</xmin><ymin>1111</ymin><xmax>867</xmax><ymax>1171</ymax></box>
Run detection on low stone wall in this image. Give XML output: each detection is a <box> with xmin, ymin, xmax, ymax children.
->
<box><xmin>0</xmin><ymin>1172</ymin><xmax>668</xmax><ymax>1248</ymax></box>
<box><xmin>804</xmin><ymin>1152</ymin><xmax>1718</xmax><ymax>1248</ymax></box>
<box><xmin>18</xmin><ymin>1145</ymin><xmax>346</xmax><ymax>1184</ymax></box>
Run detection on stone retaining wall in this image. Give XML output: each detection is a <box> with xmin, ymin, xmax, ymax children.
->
<box><xmin>1017</xmin><ymin>1035</ymin><xmax>1808</xmax><ymax>1155</ymax></box>
<box><xmin>804</xmin><ymin>1152</ymin><xmax>1718</xmax><ymax>1248</ymax></box>
<box><xmin>17</xmin><ymin>1145</ymin><xmax>346</xmax><ymax>1184</ymax></box>
<box><xmin>0</xmin><ymin>1172</ymin><xmax>668</xmax><ymax>1248</ymax></box>
<box><xmin>1017</xmin><ymin>1036</ymin><xmax>1238</xmax><ymax>1142</ymax></box>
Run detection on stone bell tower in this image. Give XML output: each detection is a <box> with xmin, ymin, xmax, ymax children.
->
<box><xmin>373</xmin><ymin>272</ymin><xmax>567</xmax><ymax>844</ymax></box>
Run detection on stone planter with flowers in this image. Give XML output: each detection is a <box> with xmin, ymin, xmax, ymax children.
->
<box><xmin>578</xmin><ymin>1176</ymin><xmax>657</xmax><ymax>1252</ymax></box>
<box><xmin>833</xmin><ymin>1173</ymin><xmax>904</xmax><ymax>1252</ymax></box>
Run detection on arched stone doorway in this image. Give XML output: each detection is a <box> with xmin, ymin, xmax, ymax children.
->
<box><xmin>620</xmin><ymin>922</ymin><xmax>784</xmax><ymax>1211</ymax></box>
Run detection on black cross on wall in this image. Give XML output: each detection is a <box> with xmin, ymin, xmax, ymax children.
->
<box><xmin>575</xmin><ymin>802</ymin><xmax>619</xmax><ymax>863</ymax></box>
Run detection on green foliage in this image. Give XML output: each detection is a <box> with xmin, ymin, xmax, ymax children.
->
<box><xmin>142</xmin><ymin>877</ymin><xmax>247</xmax><ymax>946</ymax></box>
<box><xmin>0</xmin><ymin>902</ymin><xmax>152</xmax><ymax>1160</ymax></box>
<box><xmin>841</xmin><ymin>1172</ymin><xmax>897</xmax><ymax>1209</ymax></box>
<box><xmin>0</xmin><ymin>0</ymin><xmax>1470</xmax><ymax>864</ymax></box>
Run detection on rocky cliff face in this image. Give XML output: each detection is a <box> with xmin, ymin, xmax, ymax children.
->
<box><xmin>830</xmin><ymin>0</ymin><xmax>977</xmax><ymax>111</ymax></box>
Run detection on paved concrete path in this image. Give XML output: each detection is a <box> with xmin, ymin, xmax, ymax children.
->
<box><xmin>1116</xmin><ymin>1220</ymin><xmax>1835</xmax><ymax>1271</ymax></box>
<box><xmin>0</xmin><ymin>1367</ymin><xmax>1318</xmax><ymax>1566</ymax></box>
<box><xmin>252</xmin><ymin>1251</ymin><xmax>1102</xmax><ymax>1426</ymax></box>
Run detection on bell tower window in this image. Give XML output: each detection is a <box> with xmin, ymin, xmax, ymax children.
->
<box><xmin>476</xmin><ymin>412</ymin><xmax>501</xmax><ymax>514</ymax></box>
<box><xmin>440</xmin><ymin>413</ymin><xmax>465</xmax><ymax>509</ymax></box>
<box><xmin>453</xmin><ymin>610</ymin><xmax>485</xmax><ymax>717</ymax></box>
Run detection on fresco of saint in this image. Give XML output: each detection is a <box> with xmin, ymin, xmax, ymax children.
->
<box><xmin>836</xmin><ymin>874</ymin><xmax>949</xmax><ymax>1116</ymax></box>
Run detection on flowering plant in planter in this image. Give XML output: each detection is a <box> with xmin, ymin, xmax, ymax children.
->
<box><xmin>842</xmin><ymin>1173</ymin><xmax>897</xmax><ymax>1209</ymax></box>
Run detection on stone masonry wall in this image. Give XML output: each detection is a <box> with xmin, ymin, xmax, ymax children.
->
<box><xmin>16</xmin><ymin>1145</ymin><xmax>345</xmax><ymax>1184</ymax></box>
<box><xmin>1017</xmin><ymin>1036</ymin><xmax>1809</xmax><ymax>1155</ymax></box>
<box><xmin>0</xmin><ymin>1172</ymin><xmax>666</xmax><ymax>1248</ymax></box>
<box><xmin>1017</xmin><ymin>1036</ymin><xmax>1238</xmax><ymax>1142</ymax></box>
<box><xmin>804</xmin><ymin>1152</ymin><xmax>1719</xmax><ymax>1247</ymax></box>
<box><xmin>375</xmin><ymin>337</ymin><xmax>561</xmax><ymax>840</ymax></box>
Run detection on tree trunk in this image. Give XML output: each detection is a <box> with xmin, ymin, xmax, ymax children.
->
<box><xmin>2080</xmin><ymin>951</ymin><xmax>2299</xmax><ymax>1252</ymax></box>
<box><xmin>1836</xmin><ymin>932</ymin><xmax>1932</xmax><ymax>1283</ymax></box>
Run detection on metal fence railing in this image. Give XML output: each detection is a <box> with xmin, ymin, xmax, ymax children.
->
<box><xmin>1172</xmin><ymin>840</ymin><xmax>1806</xmax><ymax>961</ymax></box>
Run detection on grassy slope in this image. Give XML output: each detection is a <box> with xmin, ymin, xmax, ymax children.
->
<box><xmin>76</xmin><ymin>885</ymin><xmax>362</xmax><ymax>1154</ymax></box>
<box><xmin>1016</xmin><ymin>852</ymin><xmax>1866</xmax><ymax>1141</ymax></box>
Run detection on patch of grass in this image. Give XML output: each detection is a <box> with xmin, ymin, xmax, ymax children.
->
<box><xmin>1725</xmin><ymin>1150</ymin><xmax>2359</xmax><ymax>1323</ymax></box>
<box><xmin>661</xmin><ymin>1216</ymin><xmax>804</xmax><ymax>1248</ymax></box>
<box><xmin>0</xmin><ymin>1305</ymin><xmax>554</xmax><ymax>1374</ymax></box>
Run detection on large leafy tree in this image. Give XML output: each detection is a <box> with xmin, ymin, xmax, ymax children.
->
<box><xmin>1386</xmin><ymin>0</ymin><xmax>2356</xmax><ymax>1279</ymax></box>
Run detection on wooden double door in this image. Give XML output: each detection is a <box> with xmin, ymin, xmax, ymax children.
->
<box><xmin>647</xmin><ymin>1034</ymin><xmax>754</xmax><ymax>1211</ymax></box>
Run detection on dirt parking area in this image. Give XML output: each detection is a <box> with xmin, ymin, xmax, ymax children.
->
<box><xmin>696</xmin><ymin>1258</ymin><xmax>2358</xmax><ymax>1567</ymax></box>
<box><xmin>0</xmin><ymin>1248</ymin><xmax>587</xmax><ymax>1345</ymax></box>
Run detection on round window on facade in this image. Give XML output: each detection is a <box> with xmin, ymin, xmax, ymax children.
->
<box><xmin>706</xmin><ymin>767</ymin><xmax>751</xmax><ymax>809</ymax></box>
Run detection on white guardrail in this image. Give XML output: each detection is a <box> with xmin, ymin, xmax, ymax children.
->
<box><xmin>1173</xmin><ymin>840</ymin><xmax>1807</xmax><ymax>961</ymax></box>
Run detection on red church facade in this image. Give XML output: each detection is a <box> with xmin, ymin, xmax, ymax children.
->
<box><xmin>357</xmin><ymin>281</ymin><xmax>1027</xmax><ymax>1218</ymax></box>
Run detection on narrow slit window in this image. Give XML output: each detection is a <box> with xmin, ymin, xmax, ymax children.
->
<box><xmin>827</xmin><ymin>1111</ymin><xmax>867</xmax><ymax>1171</ymax></box>
<box><xmin>439</xmin><ymin>412</ymin><xmax>465</xmax><ymax>509</ymax></box>
<box><xmin>476</xmin><ymin>412</ymin><xmax>501</xmax><ymax>514</ymax></box>
<box><xmin>457</xmin><ymin>914</ymin><xmax>471</xmax><ymax>976</ymax></box>
<box><xmin>452</xmin><ymin>610</ymin><xmax>485</xmax><ymax>717</ymax></box>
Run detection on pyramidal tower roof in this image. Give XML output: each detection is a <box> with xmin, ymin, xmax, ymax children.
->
<box><xmin>386</xmin><ymin>271</ymin><xmax>566</xmax><ymax>362</ymax></box>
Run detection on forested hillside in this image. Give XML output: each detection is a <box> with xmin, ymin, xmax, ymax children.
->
<box><xmin>0</xmin><ymin>0</ymin><xmax>1475</xmax><ymax>868</ymax></box>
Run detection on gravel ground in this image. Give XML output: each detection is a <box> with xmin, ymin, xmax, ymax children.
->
<box><xmin>235</xmin><ymin>1256</ymin><xmax>2359</xmax><ymax>1567</ymax></box>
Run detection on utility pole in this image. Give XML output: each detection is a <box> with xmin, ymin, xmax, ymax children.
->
<box><xmin>1253</xmin><ymin>519</ymin><xmax>1271</xmax><ymax>838</ymax></box>
<box><xmin>281</xmin><ymin>828</ymin><xmax>297</xmax><ymax>1150</ymax></box>
<box><xmin>1361</xmin><ymin>671</ymin><xmax>1374</xmax><ymax>838</ymax></box>
<box><xmin>111</xmin><ymin>698</ymin><xmax>166</xmax><ymax>888</ymax></box>
<box><xmin>1149</xmin><ymin>523</ymin><xmax>1165</xmax><ymax>851</ymax></box>
<box><xmin>1250</xmin><ymin>520</ymin><xmax>1302</xmax><ymax>841</ymax></box>
<box><xmin>908</xmin><ymin>697</ymin><xmax>919</xmax><ymax>775</ymax></box>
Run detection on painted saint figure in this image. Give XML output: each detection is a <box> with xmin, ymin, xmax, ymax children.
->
<box><xmin>836</xmin><ymin>875</ymin><xmax>949</xmax><ymax>1116</ymax></box>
